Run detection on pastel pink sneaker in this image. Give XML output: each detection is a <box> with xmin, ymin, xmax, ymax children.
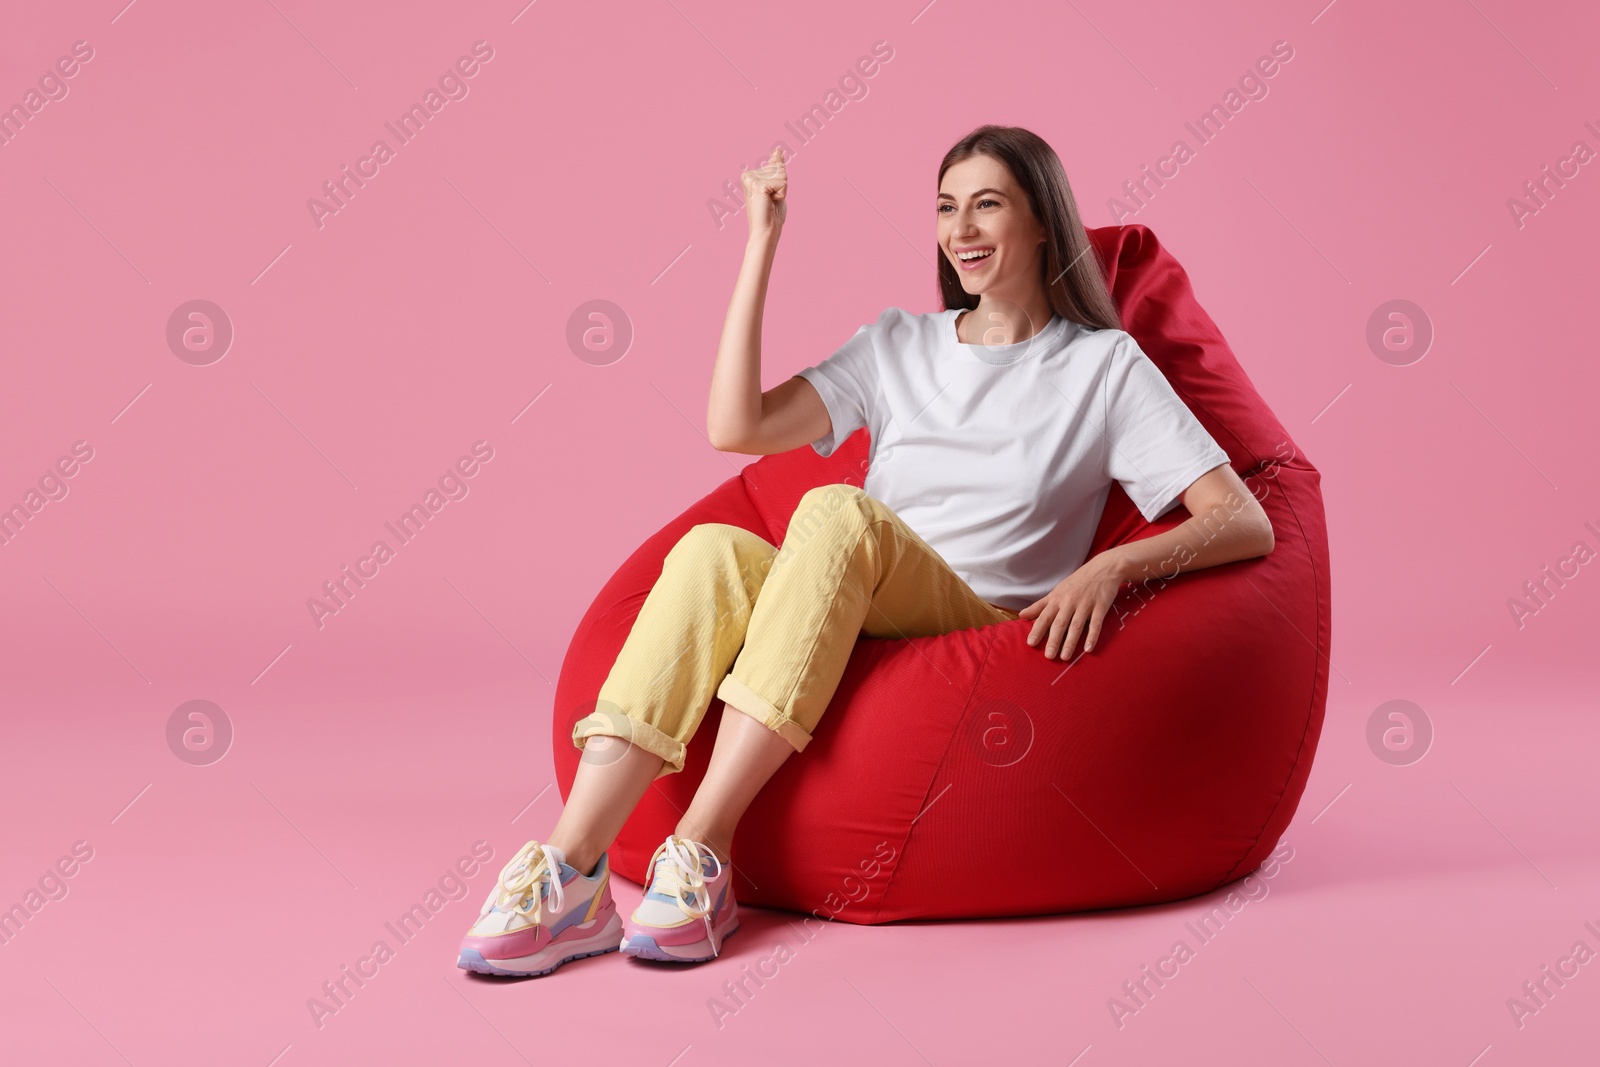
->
<box><xmin>457</xmin><ymin>841</ymin><xmax>622</xmax><ymax>977</ymax></box>
<box><xmin>620</xmin><ymin>834</ymin><xmax>739</xmax><ymax>963</ymax></box>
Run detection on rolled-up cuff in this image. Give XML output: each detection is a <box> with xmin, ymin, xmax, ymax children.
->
<box><xmin>716</xmin><ymin>673</ymin><xmax>813</xmax><ymax>754</ymax></box>
<box><xmin>571</xmin><ymin>710</ymin><xmax>686</xmax><ymax>779</ymax></box>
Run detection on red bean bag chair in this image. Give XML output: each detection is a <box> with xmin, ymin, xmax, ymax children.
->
<box><xmin>552</xmin><ymin>222</ymin><xmax>1331</xmax><ymax>923</ymax></box>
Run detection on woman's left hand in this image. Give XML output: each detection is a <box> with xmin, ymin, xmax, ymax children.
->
<box><xmin>1017</xmin><ymin>550</ymin><xmax>1127</xmax><ymax>660</ymax></box>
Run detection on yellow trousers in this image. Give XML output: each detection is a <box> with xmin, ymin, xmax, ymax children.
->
<box><xmin>571</xmin><ymin>483</ymin><xmax>1023</xmax><ymax>778</ymax></box>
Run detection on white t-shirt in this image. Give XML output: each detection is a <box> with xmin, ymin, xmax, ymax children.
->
<box><xmin>794</xmin><ymin>306</ymin><xmax>1230</xmax><ymax>611</ymax></box>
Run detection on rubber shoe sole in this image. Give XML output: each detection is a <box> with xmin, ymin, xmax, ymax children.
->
<box><xmin>620</xmin><ymin>916</ymin><xmax>740</xmax><ymax>963</ymax></box>
<box><xmin>457</xmin><ymin>909</ymin><xmax>624</xmax><ymax>977</ymax></box>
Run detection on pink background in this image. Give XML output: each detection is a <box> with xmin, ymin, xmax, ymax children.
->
<box><xmin>3</xmin><ymin>0</ymin><xmax>1597</xmax><ymax>1063</ymax></box>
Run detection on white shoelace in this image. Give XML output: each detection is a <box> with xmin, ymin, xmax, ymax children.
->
<box><xmin>649</xmin><ymin>835</ymin><xmax>725</xmax><ymax>950</ymax></box>
<box><xmin>487</xmin><ymin>841</ymin><xmax>564</xmax><ymax>921</ymax></box>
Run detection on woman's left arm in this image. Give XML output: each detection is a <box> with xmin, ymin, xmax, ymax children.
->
<box><xmin>1020</xmin><ymin>463</ymin><xmax>1275</xmax><ymax>660</ymax></box>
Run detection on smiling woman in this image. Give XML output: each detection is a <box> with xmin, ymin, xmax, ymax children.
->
<box><xmin>779</xmin><ymin>128</ymin><xmax>1259</xmax><ymax>644</ymax></box>
<box><xmin>459</xmin><ymin>126</ymin><xmax>1294</xmax><ymax>977</ymax></box>
<box><xmin>935</xmin><ymin>130</ymin><xmax>1122</xmax><ymax>348</ymax></box>
<box><xmin>550</xmin><ymin>213</ymin><xmax>1331</xmax><ymax>927</ymax></box>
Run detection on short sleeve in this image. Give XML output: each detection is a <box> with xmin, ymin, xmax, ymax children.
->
<box><xmin>794</xmin><ymin>311</ymin><xmax>887</xmax><ymax>458</ymax></box>
<box><xmin>1102</xmin><ymin>334</ymin><xmax>1230</xmax><ymax>522</ymax></box>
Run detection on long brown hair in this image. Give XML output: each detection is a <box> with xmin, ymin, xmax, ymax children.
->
<box><xmin>936</xmin><ymin>125</ymin><xmax>1121</xmax><ymax>331</ymax></box>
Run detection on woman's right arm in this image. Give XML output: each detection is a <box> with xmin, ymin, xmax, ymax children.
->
<box><xmin>706</xmin><ymin>147</ymin><xmax>832</xmax><ymax>455</ymax></box>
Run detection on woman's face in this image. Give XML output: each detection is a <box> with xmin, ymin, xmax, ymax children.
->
<box><xmin>937</xmin><ymin>154</ymin><xmax>1047</xmax><ymax>301</ymax></box>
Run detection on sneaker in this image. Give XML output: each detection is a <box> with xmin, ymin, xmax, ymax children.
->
<box><xmin>457</xmin><ymin>841</ymin><xmax>623</xmax><ymax>977</ymax></box>
<box><xmin>619</xmin><ymin>834</ymin><xmax>739</xmax><ymax>962</ymax></box>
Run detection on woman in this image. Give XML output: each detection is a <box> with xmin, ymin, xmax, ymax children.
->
<box><xmin>456</xmin><ymin>125</ymin><xmax>1275</xmax><ymax>978</ymax></box>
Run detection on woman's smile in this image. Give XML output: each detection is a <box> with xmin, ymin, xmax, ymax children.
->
<box><xmin>954</xmin><ymin>244</ymin><xmax>996</xmax><ymax>271</ymax></box>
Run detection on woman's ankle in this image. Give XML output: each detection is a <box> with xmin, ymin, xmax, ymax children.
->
<box><xmin>566</xmin><ymin>851</ymin><xmax>603</xmax><ymax>877</ymax></box>
<box><xmin>544</xmin><ymin>835</ymin><xmax>603</xmax><ymax>877</ymax></box>
<box><xmin>675</xmin><ymin>827</ymin><xmax>732</xmax><ymax>866</ymax></box>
